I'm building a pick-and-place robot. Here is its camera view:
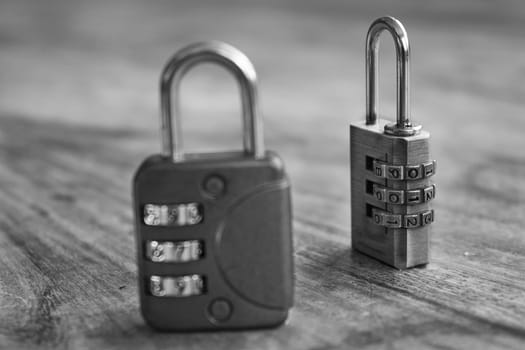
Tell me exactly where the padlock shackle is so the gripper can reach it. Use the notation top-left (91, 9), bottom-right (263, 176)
top-left (160, 41), bottom-right (264, 161)
top-left (366, 17), bottom-right (419, 136)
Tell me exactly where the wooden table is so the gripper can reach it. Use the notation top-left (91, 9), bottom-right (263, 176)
top-left (1, 0), bottom-right (524, 349)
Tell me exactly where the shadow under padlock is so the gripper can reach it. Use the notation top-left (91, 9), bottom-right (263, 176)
top-left (133, 41), bottom-right (294, 331)
top-left (350, 17), bottom-right (437, 269)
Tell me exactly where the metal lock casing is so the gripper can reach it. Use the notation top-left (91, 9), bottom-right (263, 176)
top-left (133, 42), bottom-right (293, 331)
top-left (350, 17), bottom-right (436, 269)
top-left (350, 120), bottom-right (434, 268)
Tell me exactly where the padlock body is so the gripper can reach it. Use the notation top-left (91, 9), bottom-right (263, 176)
top-left (133, 151), bottom-right (293, 331)
top-left (350, 119), bottom-right (435, 269)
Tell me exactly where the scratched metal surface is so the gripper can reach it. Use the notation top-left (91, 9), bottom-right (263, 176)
top-left (0, 0), bottom-right (524, 349)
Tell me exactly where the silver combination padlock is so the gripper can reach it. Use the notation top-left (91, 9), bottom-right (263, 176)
top-left (350, 17), bottom-right (436, 269)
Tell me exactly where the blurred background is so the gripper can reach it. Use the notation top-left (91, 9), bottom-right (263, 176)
top-left (1, 0), bottom-right (525, 198)
top-left (1, 0), bottom-right (525, 177)
top-left (1, 0), bottom-right (525, 349)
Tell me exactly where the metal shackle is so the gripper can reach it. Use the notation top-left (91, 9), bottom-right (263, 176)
top-left (365, 16), bottom-right (421, 136)
top-left (160, 41), bottom-right (264, 161)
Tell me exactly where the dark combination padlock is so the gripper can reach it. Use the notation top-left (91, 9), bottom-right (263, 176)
top-left (350, 17), bottom-right (436, 269)
top-left (133, 42), bottom-right (294, 331)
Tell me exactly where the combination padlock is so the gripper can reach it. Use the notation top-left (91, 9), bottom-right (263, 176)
top-left (133, 42), bottom-right (294, 331)
top-left (350, 17), bottom-right (436, 269)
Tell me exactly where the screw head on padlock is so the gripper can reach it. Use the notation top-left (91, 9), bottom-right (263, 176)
top-left (133, 41), bottom-right (294, 331)
top-left (350, 17), bottom-right (437, 269)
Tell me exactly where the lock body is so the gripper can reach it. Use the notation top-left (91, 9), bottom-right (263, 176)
top-left (133, 151), bottom-right (293, 331)
top-left (350, 119), bottom-right (435, 269)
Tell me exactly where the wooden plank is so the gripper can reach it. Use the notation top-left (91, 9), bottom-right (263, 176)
top-left (0, 0), bottom-right (525, 349)
top-left (0, 114), bottom-right (523, 349)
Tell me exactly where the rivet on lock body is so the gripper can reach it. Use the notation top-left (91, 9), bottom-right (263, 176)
top-left (350, 17), bottom-right (437, 269)
top-left (133, 42), bottom-right (294, 331)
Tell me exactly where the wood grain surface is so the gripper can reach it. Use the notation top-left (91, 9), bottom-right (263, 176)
top-left (1, 0), bottom-right (525, 349)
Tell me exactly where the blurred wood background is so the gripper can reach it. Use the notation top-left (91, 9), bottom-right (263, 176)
top-left (1, 0), bottom-right (525, 349)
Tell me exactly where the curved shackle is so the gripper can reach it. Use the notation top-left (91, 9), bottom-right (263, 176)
top-left (365, 16), bottom-right (420, 136)
top-left (160, 41), bottom-right (264, 161)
